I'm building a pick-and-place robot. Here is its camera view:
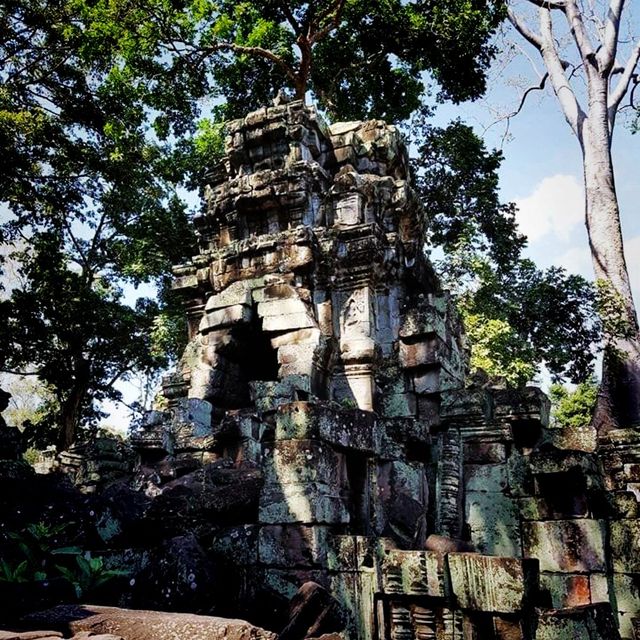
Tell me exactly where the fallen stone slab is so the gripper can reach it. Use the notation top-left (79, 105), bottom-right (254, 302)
top-left (0, 630), bottom-right (124, 640)
top-left (0, 633), bottom-right (63, 640)
top-left (23, 605), bottom-right (277, 640)
top-left (70, 634), bottom-right (124, 640)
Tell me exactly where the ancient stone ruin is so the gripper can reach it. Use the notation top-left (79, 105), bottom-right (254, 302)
top-left (3, 101), bottom-right (640, 640)
top-left (124, 101), bottom-right (638, 639)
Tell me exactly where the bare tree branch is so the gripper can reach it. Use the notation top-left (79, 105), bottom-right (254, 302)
top-left (508, 7), bottom-right (543, 51)
top-left (206, 41), bottom-right (298, 84)
top-left (0, 369), bottom-right (40, 377)
top-left (598, 0), bottom-right (625, 73)
top-left (524, 0), bottom-right (566, 8)
top-left (564, 0), bottom-right (597, 69)
top-left (609, 38), bottom-right (640, 120)
top-left (538, 6), bottom-right (585, 135)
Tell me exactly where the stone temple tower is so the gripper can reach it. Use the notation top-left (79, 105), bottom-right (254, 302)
top-left (131, 102), bottom-right (627, 640)
top-left (168, 100), bottom-right (466, 420)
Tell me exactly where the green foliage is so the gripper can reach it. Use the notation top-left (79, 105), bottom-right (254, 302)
top-left (462, 312), bottom-right (536, 387)
top-left (549, 379), bottom-right (599, 429)
top-left (0, 559), bottom-right (29, 583)
top-left (413, 120), bottom-right (602, 386)
top-left (413, 118), bottom-right (525, 273)
top-left (102, 0), bottom-right (505, 122)
top-left (0, 521), bottom-right (81, 583)
top-left (595, 279), bottom-right (637, 341)
top-left (0, 520), bottom-right (127, 596)
top-left (56, 554), bottom-right (128, 599)
top-left (1, 0), bottom-right (198, 447)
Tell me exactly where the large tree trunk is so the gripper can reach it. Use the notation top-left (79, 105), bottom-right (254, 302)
top-left (57, 357), bottom-right (90, 451)
top-left (580, 97), bottom-right (640, 430)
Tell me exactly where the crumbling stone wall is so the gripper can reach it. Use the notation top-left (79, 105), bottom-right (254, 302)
top-left (81, 102), bottom-right (640, 639)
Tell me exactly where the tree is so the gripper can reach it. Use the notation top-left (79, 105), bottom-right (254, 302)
top-left (1, 0), bottom-right (197, 449)
top-left (412, 119), bottom-right (601, 386)
top-left (121, 0), bottom-right (506, 121)
top-left (506, 0), bottom-right (640, 429)
top-left (550, 378), bottom-right (599, 429)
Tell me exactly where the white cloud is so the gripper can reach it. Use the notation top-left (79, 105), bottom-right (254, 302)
top-left (625, 235), bottom-right (640, 307)
top-left (515, 174), bottom-right (584, 243)
top-left (554, 245), bottom-right (592, 279)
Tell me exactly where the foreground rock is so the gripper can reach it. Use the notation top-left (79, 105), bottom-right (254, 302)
top-left (0, 631), bottom-right (122, 640)
top-left (23, 606), bottom-right (276, 640)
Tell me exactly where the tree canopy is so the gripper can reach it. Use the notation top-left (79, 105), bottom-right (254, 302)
top-left (120, 0), bottom-right (506, 121)
top-left (412, 118), bottom-right (601, 386)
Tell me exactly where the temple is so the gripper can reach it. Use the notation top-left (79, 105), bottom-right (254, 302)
top-left (49, 101), bottom-right (640, 639)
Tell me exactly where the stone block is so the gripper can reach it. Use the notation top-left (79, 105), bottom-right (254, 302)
top-left (326, 535), bottom-right (377, 573)
top-left (270, 328), bottom-right (321, 348)
top-left (528, 450), bottom-right (597, 476)
top-left (258, 297), bottom-right (310, 317)
top-left (199, 304), bottom-right (252, 332)
top-left (210, 525), bottom-right (259, 565)
top-left (535, 604), bottom-right (621, 640)
top-left (619, 611), bottom-right (636, 639)
top-left (204, 281), bottom-right (251, 310)
top-left (522, 520), bottom-right (606, 573)
top-left (550, 425), bottom-right (597, 452)
top-left (398, 337), bottom-right (446, 369)
top-left (259, 482), bottom-right (349, 524)
top-left (381, 417), bottom-right (429, 447)
top-left (380, 392), bottom-right (417, 418)
top-left (381, 549), bottom-right (448, 598)
top-left (464, 463), bottom-right (508, 493)
top-left (258, 525), bottom-right (329, 567)
top-left (263, 440), bottom-right (346, 486)
top-left (465, 491), bottom-right (521, 557)
top-left (448, 553), bottom-right (539, 613)
top-left (589, 574), bottom-right (610, 604)
top-left (334, 192), bottom-right (363, 226)
top-left (277, 342), bottom-right (316, 369)
top-left (412, 368), bottom-right (440, 395)
top-left (262, 311), bottom-right (316, 332)
top-left (507, 453), bottom-right (533, 496)
top-left (464, 442), bottom-right (507, 464)
top-left (249, 377), bottom-right (310, 412)
top-left (611, 521), bottom-right (640, 573)
top-left (519, 497), bottom-right (550, 521)
top-left (493, 387), bottom-right (550, 427)
top-left (612, 573), bottom-right (640, 613)
top-left (171, 398), bottom-right (212, 432)
top-left (539, 573), bottom-right (591, 609)
top-left (399, 300), bottom-right (447, 341)
top-left (274, 402), bottom-right (375, 451)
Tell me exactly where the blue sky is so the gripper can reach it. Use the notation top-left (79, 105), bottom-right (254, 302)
top-left (431, 24), bottom-right (640, 309)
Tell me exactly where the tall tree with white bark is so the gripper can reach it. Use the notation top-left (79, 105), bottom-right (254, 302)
top-left (507, 0), bottom-right (640, 430)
